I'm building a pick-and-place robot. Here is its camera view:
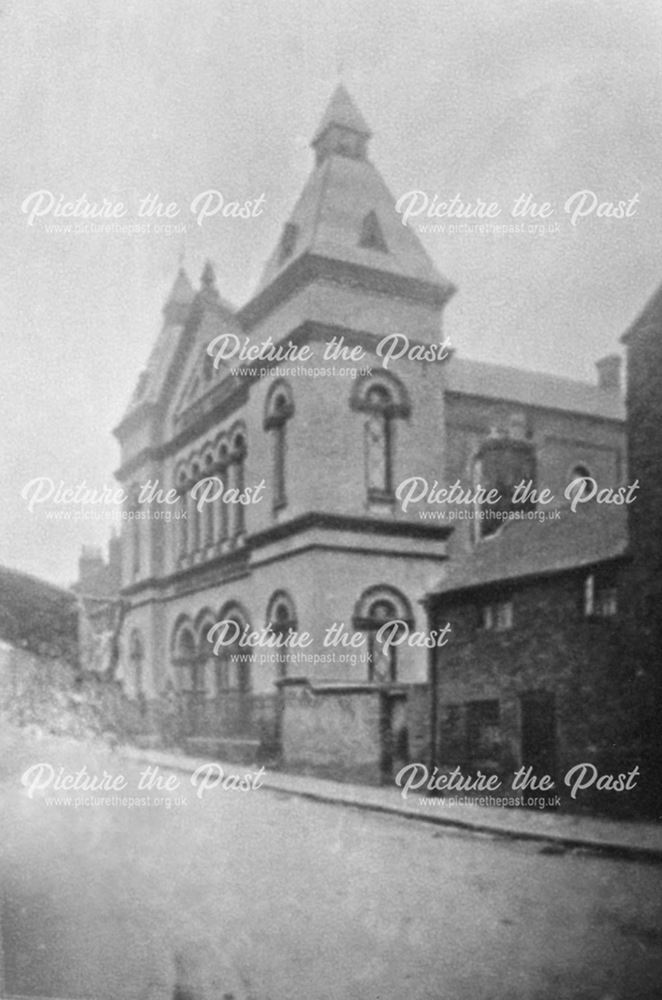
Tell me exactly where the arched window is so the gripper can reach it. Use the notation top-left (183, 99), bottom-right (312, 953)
top-left (264, 381), bottom-right (295, 512)
top-left (189, 461), bottom-right (201, 552)
top-left (209, 602), bottom-right (253, 695)
top-left (354, 586), bottom-right (413, 683)
top-left (570, 463), bottom-right (593, 500)
top-left (171, 618), bottom-right (204, 732)
top-left (171, 620), bottom-right (198, 691)
top-left (194, 608), bottom-right (218, 699)
top-left (364, 385), bottom-right (393, 497)
top-left (229, 426), bottom-right (247, 539)
top-left (129, 485), bottom-right (142, 578)
top-left (128, 629), bottom-right (146, 714)
top-left (351, 373), bottom-right (410, 502)
top-left (201, 450), bottom-right (215, 549)
top-left (176, 468), bottom-right (189, 559)
top-left (266, 590), bottom-right (298, 680)
top-left (217, 439), bottom-right (230, 545)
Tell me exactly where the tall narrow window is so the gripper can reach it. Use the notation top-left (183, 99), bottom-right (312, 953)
top-left (129, 629), bottom-right (145, 709)
top-left (264, 381), bottom-right (295, 512)
top-left (229, 431), bottom-right (247, 538)
top-left (189, 463), bottom-right (201, 552)
top-left (365, 385), bottom-right (393, 498)
top-left (217, 442), bottom-right (230, 546)
top-left (354, 585), bottom-right (413, 685)
top-left (366, 598), bottom-right (399, 682)
top-left (351, 373), bottom-right (410, 504)
top-left (177, 470), bottom-right (188, 559)
top-left (267, 590), bottom-right (298, 681)
top-left (130, 486), bottom-right (141, 578)
top-left (202, 453), bottom-right (215, 549)
top-left (209, 602), bottom-right (253, 697)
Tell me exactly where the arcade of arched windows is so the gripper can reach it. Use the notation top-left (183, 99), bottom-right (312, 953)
top-left (174, 421), bottom-right (248, 566)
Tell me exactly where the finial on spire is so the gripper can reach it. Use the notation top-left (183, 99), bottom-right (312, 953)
top-left (162, 264), bottom-right (194, 321)
top-left (311, 84), bottom-right (372, 165)
top-left (201, 259), bottom-right (215, 288)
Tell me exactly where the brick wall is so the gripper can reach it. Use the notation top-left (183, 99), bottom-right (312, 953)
top-left (428, 564), bottom-right (648, 811)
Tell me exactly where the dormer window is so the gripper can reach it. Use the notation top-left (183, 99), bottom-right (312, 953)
top-left (279, 223), bottom-right (299, 264)
top-left (359, 211), bottom-right (388, 252)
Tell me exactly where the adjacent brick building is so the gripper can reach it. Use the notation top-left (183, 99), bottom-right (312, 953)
top-left (426, 285), bottom-right (662, 814)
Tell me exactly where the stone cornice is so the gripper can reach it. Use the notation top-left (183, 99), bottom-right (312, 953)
top-left (238, 251), bottom-right (456, 331)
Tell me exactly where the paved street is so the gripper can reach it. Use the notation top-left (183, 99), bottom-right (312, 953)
top-left (1, 727), bottom-right (661, 1000)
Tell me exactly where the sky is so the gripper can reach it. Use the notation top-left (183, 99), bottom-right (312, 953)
top-left (2, 0), bottom-right (662, 586)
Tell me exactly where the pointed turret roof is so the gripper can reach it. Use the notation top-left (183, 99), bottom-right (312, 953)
top-left (252, 87), bottom-right (454, 301)
top-left (167, 266), bottom-right (195, 304)
top-left (162, 267), bottom-right (195, 323)
top-left (312, 84), bottom-right (372, 145)
top-left (116, 263), bottom-right (235, 431)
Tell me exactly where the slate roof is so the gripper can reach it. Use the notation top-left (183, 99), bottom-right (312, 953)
top-left (119, 265), bottom-right (236, 424)
top-left (431, 503), bottom-right (628, 598)
top-left (255, 90), bottom-right (454, 296)
top-left (312, 83), bottom-right (372, 143)
top-left (445, 356), bottom-right (625, 422)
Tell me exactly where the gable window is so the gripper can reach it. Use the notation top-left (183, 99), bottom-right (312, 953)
top-left (359, 210), bottom-right (388, 252)
top-left (264, 381), bottom-right (295, 512)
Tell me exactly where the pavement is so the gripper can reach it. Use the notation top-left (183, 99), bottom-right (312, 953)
top-left (121, 744), bottom-right (662, 864)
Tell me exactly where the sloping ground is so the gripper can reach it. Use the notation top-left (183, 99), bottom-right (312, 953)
top-left (0, 566), bottom-right (78, 662)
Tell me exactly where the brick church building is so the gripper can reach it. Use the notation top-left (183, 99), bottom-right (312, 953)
top-left (112, 86), bottom-right (636, 783)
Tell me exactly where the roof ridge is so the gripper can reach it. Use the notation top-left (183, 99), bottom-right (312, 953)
top-left (451, 355), bottom-right (602, 390)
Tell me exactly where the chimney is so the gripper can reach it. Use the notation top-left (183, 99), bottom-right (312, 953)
top-left (596, 354), bottom-right (622, 393)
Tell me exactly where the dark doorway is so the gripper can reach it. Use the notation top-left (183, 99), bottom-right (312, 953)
top-left (520, 691), bottom-right (556, 780)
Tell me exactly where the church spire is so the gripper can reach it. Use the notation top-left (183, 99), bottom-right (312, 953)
top-left (311, 84), bottom-right (372, 165)
top-left (162, 266), bottom-right (194, 323)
